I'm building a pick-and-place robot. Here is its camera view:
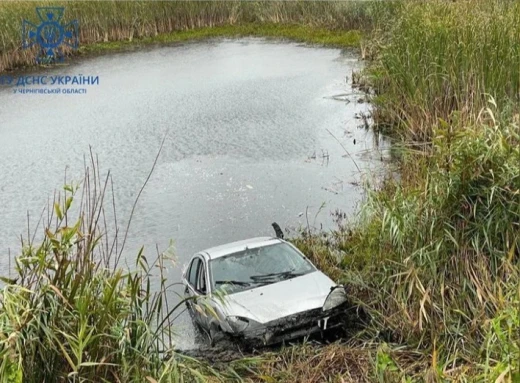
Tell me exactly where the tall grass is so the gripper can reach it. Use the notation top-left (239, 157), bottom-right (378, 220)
top-left (302, 1), bottom-right (520, 380)
top-left (256, 1), bottom-right (520, 381)
top-left (0, 156), bottom-right (250, 382)
top-left (0, 1), bottom-right (393, 72)
top-left (369, 0), bottom-right (520, 140)
top-left (297, 107), bottom-right (520, 381)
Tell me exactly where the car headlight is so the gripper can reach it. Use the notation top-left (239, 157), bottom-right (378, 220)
top-left (226, 316), bottom-right (250, 333)
top-left (323, 286), bottom-right (348, 311)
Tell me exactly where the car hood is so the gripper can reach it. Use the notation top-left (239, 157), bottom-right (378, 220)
top-left (220, 271), bottom-right (336, 324)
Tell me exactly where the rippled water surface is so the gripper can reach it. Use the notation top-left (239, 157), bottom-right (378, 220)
top-left (0, 39), bottom-right (387, 348)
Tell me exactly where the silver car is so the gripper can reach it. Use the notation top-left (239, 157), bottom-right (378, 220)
top-left (182, 236), bottom-right (349, 347)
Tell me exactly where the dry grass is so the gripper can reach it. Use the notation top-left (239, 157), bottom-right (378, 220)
top-left (368, 0), bottom-right (520, 140)
top-left (247, 341), bottom-right (434, 383)
top-left (0, 1), bottom-right (389, 72)
top-left (283, 3), bottom-right (520, 380)
top-left (256, 343), bottom-right (374, 383)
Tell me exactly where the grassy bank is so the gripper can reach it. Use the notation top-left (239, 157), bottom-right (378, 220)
top-left (0, 1), bottom-right (395, 72)
top-left (79, 23), bottom-right (362, 56)
top-left (287, 1), bottom-right (520, 381)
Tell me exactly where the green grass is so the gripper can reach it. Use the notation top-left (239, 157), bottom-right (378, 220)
top-left (0, 160), bottom-right (260, 382)
top-left (368, 0), bottom-right (520, 140)
top-left (285, 1), bottom-right (520, 381)
top-left (293, 113), bottom-right (520, 382)
top-left (0, 0), bottom-right (391, 72)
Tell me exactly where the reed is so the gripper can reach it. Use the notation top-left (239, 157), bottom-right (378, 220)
top-left (0, 1), bottom-right (387, 72)
top-left (79, 23), bottom-right (363, 56)
top-left (275, 1), bottom-right (520, 380)
top-left (368, 0), bottom-right (520, 140)
top-left (290, 1), bottom-right (520, 379)
top-left (356, 108), bottom-right (520, 380)
top-left (0, 154), bottom-right (249, 382)
top-left (295, 110), bottom-right (520, 379)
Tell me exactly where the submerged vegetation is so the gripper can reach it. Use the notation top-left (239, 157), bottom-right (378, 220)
top-left (1, 0), bottom-right (520, 382)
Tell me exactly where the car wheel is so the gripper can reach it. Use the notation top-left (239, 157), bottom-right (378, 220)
top-left (207, 323), bottom-right (223, 347)
top-left (208, 325), bottom-right (218, 347)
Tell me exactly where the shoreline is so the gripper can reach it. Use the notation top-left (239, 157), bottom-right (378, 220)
top-left (1, 23), bottom-right (362, 74)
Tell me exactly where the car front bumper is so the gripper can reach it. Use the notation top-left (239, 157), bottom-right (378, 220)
top-left (235, 303), bottom-right (348, 346)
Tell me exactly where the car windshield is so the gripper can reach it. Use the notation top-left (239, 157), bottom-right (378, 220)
top-left (210, 242), bottom-right (315, 294)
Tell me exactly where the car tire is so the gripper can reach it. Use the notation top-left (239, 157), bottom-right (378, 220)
top-left (208, 323), bottom-right (225, 347)
top-left (208, 324), bottom-right (218, 347)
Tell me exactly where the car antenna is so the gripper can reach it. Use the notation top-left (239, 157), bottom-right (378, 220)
top-left (271, 222), bottom-right (284, 239)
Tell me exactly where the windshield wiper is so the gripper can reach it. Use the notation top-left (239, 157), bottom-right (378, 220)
top-left (214, 280), bottom-right (251, 286)
top-left (250, 270), bottom-right (305, 281)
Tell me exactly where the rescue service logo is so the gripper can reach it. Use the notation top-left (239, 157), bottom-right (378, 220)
top-left (22, 7), bottom-right (79, 64)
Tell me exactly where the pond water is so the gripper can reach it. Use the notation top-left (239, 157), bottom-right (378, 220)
top-left (0, 39), bottom-right (388, 348)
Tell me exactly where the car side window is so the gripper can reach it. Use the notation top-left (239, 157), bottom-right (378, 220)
top-left (188, 258), bottom-right (201, 287)
top-left (196, 262), bottom-right (207, 294)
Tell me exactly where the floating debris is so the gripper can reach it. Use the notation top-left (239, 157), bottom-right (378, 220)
top-left (323, 93), bottom-right (354, 102)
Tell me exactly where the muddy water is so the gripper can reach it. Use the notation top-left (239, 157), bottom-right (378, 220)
top-left (0, 39), bottom-right (388, 348)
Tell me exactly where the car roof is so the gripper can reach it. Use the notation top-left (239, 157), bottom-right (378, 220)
top-left (201, 237), bottom-right (282, 260)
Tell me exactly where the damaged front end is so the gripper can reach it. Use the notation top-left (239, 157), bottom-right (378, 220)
top-left (225, 286), bottom-right (350, 347)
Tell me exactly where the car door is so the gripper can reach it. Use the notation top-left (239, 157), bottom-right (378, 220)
top-left (185, 255), bottom-right (210, 328)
